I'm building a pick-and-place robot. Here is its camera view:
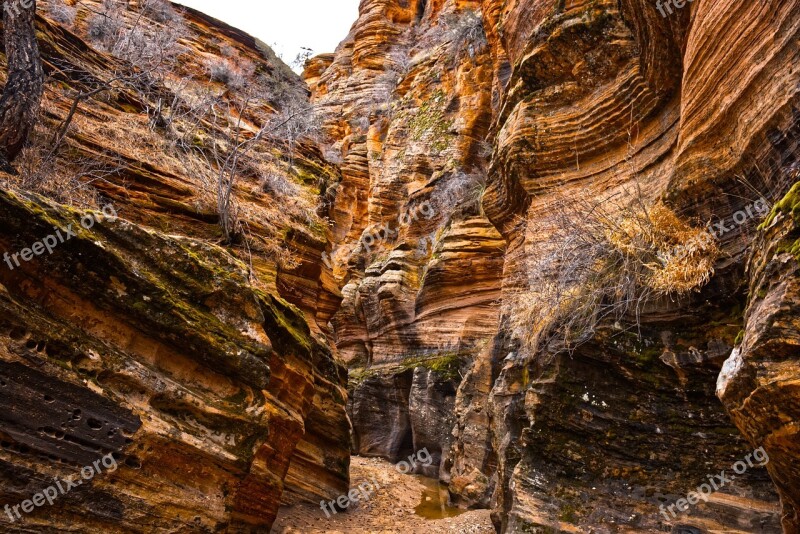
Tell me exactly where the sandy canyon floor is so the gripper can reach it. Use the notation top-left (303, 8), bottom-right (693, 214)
top-left (272, 456), bottom-right (494, 533)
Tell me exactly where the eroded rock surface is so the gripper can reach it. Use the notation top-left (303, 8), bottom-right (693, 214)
top-left (350, 369), bottom-right (415, 462)
top-left (0, 4), bottom-right (350, 531)
top-left (1, 0), bottom-right (798, 531)
top-left (307, 0), bottom-right (506, 501)
top-left (718, 180), bottom-right (800, 532)
top-left (0, 191), bottom-right (349, 531)
top-left (314, 0), bottom-right (800, 531)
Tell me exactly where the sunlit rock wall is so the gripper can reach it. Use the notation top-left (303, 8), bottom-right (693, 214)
top-left (0, 6), bottom-right (351, 532)
top-left (315, 0), bottom-right (800, 531)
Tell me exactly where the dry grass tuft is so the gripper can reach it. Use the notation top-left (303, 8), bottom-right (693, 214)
top-left (508, 191), bottom-right (720, 357)
top-left (609, 201), bottom-right (720, 295)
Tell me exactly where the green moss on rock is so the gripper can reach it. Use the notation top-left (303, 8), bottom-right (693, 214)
top-left (348, 350), bottom-right (468, 387)
top-left (761, 180), bottom-right (800, 228)
top-left (408, 89), bottom-right (455, 154)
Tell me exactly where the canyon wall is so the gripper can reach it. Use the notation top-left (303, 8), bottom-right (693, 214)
top-left (314, 0), bottom-right (800, 531)
top-left (308, 0), bottom-right (505, 473)
top-left (0, 190), bottom-right (347, 531)
top-left (0, 3), bottom-right (350, 532)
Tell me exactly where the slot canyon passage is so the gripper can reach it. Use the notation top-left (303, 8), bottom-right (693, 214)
top-left (0, 0), bottom-right (799, 532)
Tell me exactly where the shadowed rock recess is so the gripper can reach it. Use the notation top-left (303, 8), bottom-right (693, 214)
top-left (0, 0), bottom-right (798, 533)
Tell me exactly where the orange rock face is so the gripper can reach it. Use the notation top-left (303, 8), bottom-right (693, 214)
top-left (315, 0), bottom-right (800, 531)
top-left (718, 179), bottom-right (800, 533)
top-left (309, 0), bottom-right (502, 363)
top-left (0, 3), bottom-right (349, 532)
top-left (306, 0), bottom-right (507, 487)
top-left (0, 191), bottom-right (349, 531)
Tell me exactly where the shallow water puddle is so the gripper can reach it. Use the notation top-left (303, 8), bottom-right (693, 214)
top-left (413, 475), bottom-right (467, 520)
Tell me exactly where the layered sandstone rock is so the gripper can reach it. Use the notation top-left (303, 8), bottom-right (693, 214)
top-left (718, 178), bottom-right (800, 532)
top-left (314, 0), bottom-right (800, 531)
top-left (29, 1), bottom-right (339, 331)
top-left (0, 191), bottom-right (348, 531)
top-left (478, 0), bottom-right (794, 530)
top-left (306, 0), bottom-right (505, 482)
top-left (1, 0), bottom-right (797, 531)
top-left (0, 4), bottom-right (350, 532)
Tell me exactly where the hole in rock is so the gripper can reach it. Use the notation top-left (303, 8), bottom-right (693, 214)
top-left (9, 327), bottom-right (26, 340)
top-left (87, 418), bottom-right (104, 430)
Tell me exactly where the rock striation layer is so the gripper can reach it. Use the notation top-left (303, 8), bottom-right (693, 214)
top-left (306, 0), bottom-right (505, 480)
top-left (0, 0), bottom-right (798, 531)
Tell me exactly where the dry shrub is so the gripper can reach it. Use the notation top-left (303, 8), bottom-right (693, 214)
top-left (439, 9), bottom-right (487, 64)
top-left (47, 0), bottom-right (77, 27)
top-left (291, 47), bottom-right (314, 71)
top-left (387, 46), bottom-right (412, 77)
top-left (205, 46), bottom-right (255, 90)
top-left (111, 23), bottom-right (184, 71)
top-left (612, 202), bottom-right (720, 295)
top-left (219, 44), bottom-right (237, 58)
top-left (9, 117), bottom-right (124, 209)
top-left (85, 0), bottom-right (185, 80)
top-left (430, 171), bottom-right (486, 221)
top-left (260, 173), bottom-right (300, 199)
top-left (265, 101), bottom-right (322, 172)
top-left (508, 191), bottom-right (720, 356)
top-left (206, 58), bottom-right (252, 89)
top-left (87, 10), bottom-right (123, 44)
top-left (139, 0), bottom-right (178, 23)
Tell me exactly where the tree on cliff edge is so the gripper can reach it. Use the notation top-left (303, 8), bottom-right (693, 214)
top-left (0, 0), bottom-right (44, 172)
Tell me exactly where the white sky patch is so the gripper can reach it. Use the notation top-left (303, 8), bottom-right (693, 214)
top-left (176, 0), bottom-right (360, 71)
